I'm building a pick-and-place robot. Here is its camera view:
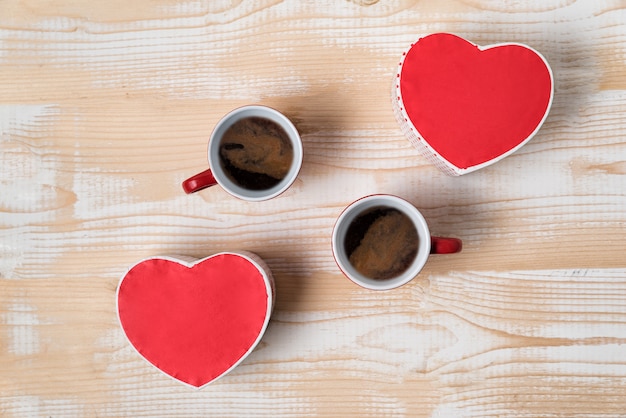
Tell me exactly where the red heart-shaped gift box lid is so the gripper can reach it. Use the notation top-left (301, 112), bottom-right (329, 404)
top-left (116, 252), bottom-right (274, 388)
top-left (393, 33), bottom-right (554, 175)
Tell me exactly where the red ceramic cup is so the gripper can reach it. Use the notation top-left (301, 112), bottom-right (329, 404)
top-left (332, 194), bottom-right (462, 290)
top-left (182, 105), bottom-right (303, 201)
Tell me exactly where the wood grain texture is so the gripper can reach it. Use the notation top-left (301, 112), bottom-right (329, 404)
top-left (1, 0), bottom-right (626, 416)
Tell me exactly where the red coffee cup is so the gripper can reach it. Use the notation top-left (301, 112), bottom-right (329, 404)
top-left (332, 194), bottom-right (462, 290)
top-left (183, 105), bottom-right (303, 201)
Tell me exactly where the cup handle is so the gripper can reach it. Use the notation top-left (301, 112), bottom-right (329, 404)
top-left (182, 169), bottom-right (218, 194)
top-left (430, 236), bottom-right (462, 254)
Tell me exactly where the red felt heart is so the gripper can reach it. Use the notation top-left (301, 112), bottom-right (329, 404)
top-left (394, 33), bottom-right (553, 175)
top-left (117, 253), bottom-right (274, 388)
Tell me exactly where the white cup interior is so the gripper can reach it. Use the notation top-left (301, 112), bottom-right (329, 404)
top-left (332, 195), bottom-right (431, 290)
top-left (208, 105), bottom-right (303, 202)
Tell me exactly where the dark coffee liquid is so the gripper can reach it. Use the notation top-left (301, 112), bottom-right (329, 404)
top-left (219, 117), bottom-right (293, 191)
top-left (344, 206), bottom-right (419, 280)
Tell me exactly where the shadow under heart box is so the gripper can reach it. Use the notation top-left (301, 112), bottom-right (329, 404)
top-left (116, 252), bottom-right (274, 388)
top-left (393, 33), bottom-right (554, 175)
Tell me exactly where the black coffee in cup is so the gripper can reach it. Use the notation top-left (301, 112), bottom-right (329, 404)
top-left (343, 206), bottom-right (419, 280)
top-left (219, 117), bottom-right (294, 190)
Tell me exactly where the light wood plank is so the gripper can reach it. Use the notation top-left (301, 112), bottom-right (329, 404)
top-left (2, 1), bottom-right (626, 416)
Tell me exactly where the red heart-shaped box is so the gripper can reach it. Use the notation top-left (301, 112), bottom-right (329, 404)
top-left (116, 252), bottom-right (274, 388)
top-left (393, 33), bottom-right (554, 175)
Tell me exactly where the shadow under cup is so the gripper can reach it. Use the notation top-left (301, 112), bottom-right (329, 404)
top-left (332, 195), bottom-right (432, 291)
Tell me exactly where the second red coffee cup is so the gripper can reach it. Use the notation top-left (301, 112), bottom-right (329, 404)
top-left (332, 194), bottom-right (462, 290)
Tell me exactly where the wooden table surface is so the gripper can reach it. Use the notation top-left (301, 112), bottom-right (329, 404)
top-left (2, 1), bottom-right (626, 417)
